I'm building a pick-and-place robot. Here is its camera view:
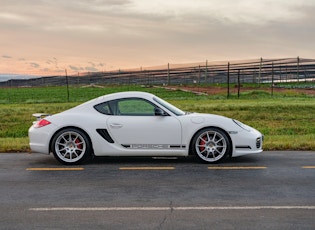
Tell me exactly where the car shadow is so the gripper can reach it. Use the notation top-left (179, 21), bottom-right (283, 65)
top-left (25, 152), bottom-right (262, 166)
top-left (89, 155), bottom-right (261, 166)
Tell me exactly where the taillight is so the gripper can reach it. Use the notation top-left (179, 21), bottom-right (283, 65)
top-left (33, 119), bottom-right (51, 128)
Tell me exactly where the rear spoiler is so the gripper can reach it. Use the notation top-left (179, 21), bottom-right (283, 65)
top-left (32, 113), bottom-right (51, 121)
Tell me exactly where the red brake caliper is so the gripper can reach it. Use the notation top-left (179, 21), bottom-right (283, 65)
top-left (199, 136), bottom-right (206, 151)
top-left (75, 138), bottom-right (82, 150)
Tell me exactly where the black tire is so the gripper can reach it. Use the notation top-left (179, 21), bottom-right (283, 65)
top-left (51, 128), bottom-right (91, 165)
top-left (191, 127), bottom-right (231, 163)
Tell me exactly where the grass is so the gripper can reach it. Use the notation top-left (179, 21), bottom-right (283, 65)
top-left (0, 85), bottom-right (314, 152)
top-left (0, 85), bottom-right (199, 104)
top-left (175, 98), bottom-right (315, 151)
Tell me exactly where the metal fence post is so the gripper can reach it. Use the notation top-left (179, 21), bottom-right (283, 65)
top-left (227, 62), bottom-right (230, 98)
top-left (198, 65), bottom-right (201, 84)
top-left (271, 62), bottom-right (274, 96)
top-left (167, 63), bottom-right (170, 85)
top-left (65, 69), bottom-right (69, 102)
top-left (297, 56), bottom-right (300, 82)
top-left (258, 57), bottom-right (263, 87)
top-left (205, 60), bottom-right (208, 83)
top-left (238, 69), bottom-right (240, 98)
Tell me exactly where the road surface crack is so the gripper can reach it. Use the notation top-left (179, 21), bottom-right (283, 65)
top-left (158, 201), bottom-right (174, 229)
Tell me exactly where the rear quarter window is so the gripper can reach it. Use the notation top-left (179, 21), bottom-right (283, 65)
top-left (94, 102), bottom-right (112, 115)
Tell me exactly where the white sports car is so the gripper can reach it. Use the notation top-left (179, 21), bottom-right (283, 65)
top-left (29, 91), bottom-right (263, 165)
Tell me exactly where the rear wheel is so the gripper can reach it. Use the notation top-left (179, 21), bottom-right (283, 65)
top-left (51, 128), bottom-right (91, 165)
top-left (192, 128), bottom-right (231, 163)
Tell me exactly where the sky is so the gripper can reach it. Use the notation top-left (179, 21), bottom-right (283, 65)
top-left (1, 0), bottom-right (315, 76)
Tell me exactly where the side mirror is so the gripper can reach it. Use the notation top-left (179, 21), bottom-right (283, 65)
top-left (154, 108), bottom-right (167, 116)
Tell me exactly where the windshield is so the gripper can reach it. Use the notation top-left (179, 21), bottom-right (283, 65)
top-left (153, 96), bottom-right (185, 116)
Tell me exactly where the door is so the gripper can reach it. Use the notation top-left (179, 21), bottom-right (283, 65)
top-left (106, 98), bottom-right (182, 149)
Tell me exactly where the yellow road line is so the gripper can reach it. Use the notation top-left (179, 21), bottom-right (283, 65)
top-left (119, 166), bottom-right (175, 170)
top-left (26, 168), bottom-right (84, 171)
top-left (208, 166), bottom-right (267, 170)
top-left (302, 166), bottom-right (315, 169)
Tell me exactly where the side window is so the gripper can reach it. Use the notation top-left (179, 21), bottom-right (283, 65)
top-left (94, 98), bottom-right (156, 116)
top-left (94, 102), bottom-right (112, 115)
top-left (118, 98), bottom-right (155, 116)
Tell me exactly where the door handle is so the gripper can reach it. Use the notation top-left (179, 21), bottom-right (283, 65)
top-left (110, 123), bottom-right (123, 128)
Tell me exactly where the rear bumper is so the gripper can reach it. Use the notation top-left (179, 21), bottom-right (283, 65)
top-left (28, 126), bottom-right (51, 154)
top-left (29, 143), bottom-right (50, 154)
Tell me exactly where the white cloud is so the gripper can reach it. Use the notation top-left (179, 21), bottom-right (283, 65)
top-left (0, 12), bottom-right (25, 21)
top-left (138, 0), bottom-right (313, 25)
top-left (85, 66), bottom-right (99, 72)
top-left (30, 62), bottom-right (40, 68)
top-left (69, 65), bottom-right (83, 71)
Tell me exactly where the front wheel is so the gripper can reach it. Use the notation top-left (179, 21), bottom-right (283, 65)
top-left (192, 128), bottom-right (231, 163)
top-left (51, 128), bottom-right (91, 165)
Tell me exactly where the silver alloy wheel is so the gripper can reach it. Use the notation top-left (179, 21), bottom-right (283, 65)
top-left (195, 129), bottom-right (228, 162)
top-left (54, 131), bottom-right (87, 163)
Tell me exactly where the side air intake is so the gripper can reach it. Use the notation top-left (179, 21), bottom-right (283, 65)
top-left (96, 129), bottom-right (115, 143)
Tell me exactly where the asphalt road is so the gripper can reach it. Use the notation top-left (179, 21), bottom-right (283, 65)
top-left (0, 151), bottom-right (315, 229)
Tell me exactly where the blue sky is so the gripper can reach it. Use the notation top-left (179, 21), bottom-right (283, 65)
top-left (1, 0), bottom-right (314, 75)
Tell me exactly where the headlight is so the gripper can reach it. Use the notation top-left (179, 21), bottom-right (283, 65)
top-left (232, 119), bottom-right (251, 132)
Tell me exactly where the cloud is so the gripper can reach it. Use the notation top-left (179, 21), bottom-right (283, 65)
top-left (129, 0), bottom-right (314, 25)
top-left (85, 66), bottom-right (99, 72)
top-left (88, 62), bottom-right (96, 67)
top-left (0, 12), bottom-right (29, 23)
top-left (2, 1), bottom-right (315, 34)
top-left (2, 1), bottom-right (314, 40)
top-left (69, 65), bottom-right (84, 71)
top-left (41, 68), bottom-right (50, 72)
top-left (30, 62), bottom-right (40, 68)
top-left (46, 58), bottom-right (59, 69)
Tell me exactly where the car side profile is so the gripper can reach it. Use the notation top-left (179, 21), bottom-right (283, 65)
top-left (29, 91), bottom-right (263, 165)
